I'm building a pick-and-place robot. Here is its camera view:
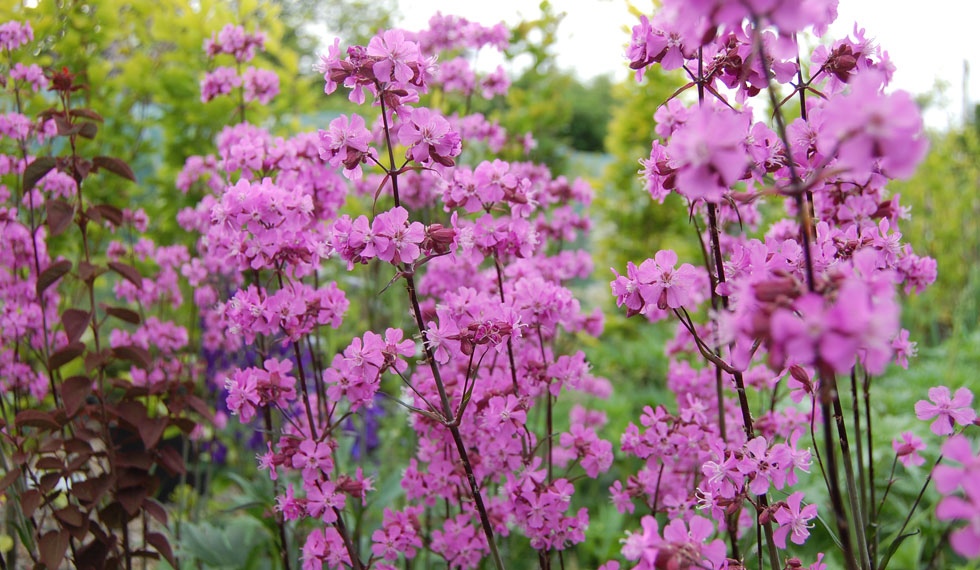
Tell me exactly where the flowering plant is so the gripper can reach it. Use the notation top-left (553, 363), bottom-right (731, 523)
top-left (1, 2), bottom-right (977, 569)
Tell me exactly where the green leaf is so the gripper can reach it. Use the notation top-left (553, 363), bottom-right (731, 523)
top-left (878, 529), bottom-right (920, 570)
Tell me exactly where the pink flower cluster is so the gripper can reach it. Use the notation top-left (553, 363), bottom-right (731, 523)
top-left (606, 1), bottom-right (947, 568)
top-left (179, 15), bottom-right (613, 569)
top-left (204, 23), bottom-right (266, 62)
top-left (200, 24), bottom-right (278, 105)
top-left (9, 63), bottom-right (47, 92)
top-left (0, 20), bottom-right (32, 51)
top-left (933, 435), bottom-right (980, 558)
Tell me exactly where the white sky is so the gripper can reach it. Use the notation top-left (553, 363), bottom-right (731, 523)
top-left (396, 0), bottom-right (980, 130)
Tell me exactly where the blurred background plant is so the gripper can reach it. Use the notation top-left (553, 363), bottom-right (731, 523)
top-left (2, 0), bottom-right (977, 567)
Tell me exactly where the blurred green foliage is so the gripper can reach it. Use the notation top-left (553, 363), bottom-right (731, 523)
top-left (892, 122), bottom-right (980, 344)
top-left (592, 72), bottom-right (689, 279)
top-left (1, 0), bottom-right (321, 240)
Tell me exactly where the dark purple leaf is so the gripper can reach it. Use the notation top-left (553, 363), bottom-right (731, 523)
top-left (61, 309), bottom-right (90, 343)
top-left (23, 156), bottom-right (56, 191)
top-left (108, 261), bottom-right (142, 287)
top-left (36, 259), bottom-right (72, 296)
top-left (45, 198), bottom-right (74, 236)
top-left (93, 156), bottom-right (136, 182)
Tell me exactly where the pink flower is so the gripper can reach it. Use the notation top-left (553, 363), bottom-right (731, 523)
top-left (817, 71), bottom-right (928, 182)
top-left (225, 368), bottom-right (261, 423)
top-left (259, 358), bottom-right (297, 408)
top-left (891, 328), bottom-right (917, 369)
top-left (10, 63), bottom-right (47, 92)
top-left (305, 480), bottom-right (346, 523)
top-left (933, 435), bottom-right (980, 495)
top-left (611, 262), bottom-right (646, 315)
top-left (274, 484), bottom-right (304, 521)
top-left (0, 21), bottom-right (33, 51)
top-left (206, 24), bottom-right (265, 62)
top-left (485, 395), bottom-right (527, 430)
top-left (773, 491), bottom-right (818, 548)
top-left (661, 516), bottom-right (727, 568)
top-left (372, 207), bottom-right (425, 265)
top-left (318, 113), bottom-right (374, 180)
top-left (892, 432), bottom-right (926, 468)
top-left (937, 482), bottom-right (980, 559)
top-left (914, 386), bottom-right (976, 436)
top-left (200, 67), bottom-right (241, 103)
top-left (301, 527), bottom-right (349, 570)
top-left (242, 67), bottom-right (279, 105)
top-left (398, 107), bottom-right (462, 167)
top-left (382, 327), bottom-right (415, 372)
top-left (666, 105), bottom-right (749, 203)
top-left (292, 438), bottom-right (334, 480)
top-left (636, 249), bottom-right (699, 310)
top-left (371, 508), bottom-right (423, 562)
top-left (621, 515), bottom-right (662, 565)
top-left (367, 29), bottom-right (420, 84)
top-left (932, 437), bottom-right (980, 557)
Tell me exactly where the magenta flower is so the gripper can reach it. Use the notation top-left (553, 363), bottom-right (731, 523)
top-left (773, 491), bottom-right (818, 548)
top-left (0, 20), bottom-right (33, 51)
top-left (200, 66), bottom-right (241, 103)
top-left (305, 480), bottom-right (346, 523)
top-left (367, 29), bottom-right (420, 84)
top-left (638, 140), bottom-right (675, 204)
top-left (485, 395), bottom-right (527, 430)
top-left (817, 71), bottom-right (928, 182)
top-left (292, 438), bottom-right (334, 480)
top-left (10, 63), bottom-right (47, 92)
top-left (661, 516), bottom-right (727, 568)
top-left (371, 508), bottom-right (423, 562)
top-left (936, 477), bottom-right (980, 559)
top-left (891, 328), bottom-right (917, 369)
top-left (621, 515), bottom-right (662, 566)
top-left (934, 435), bottom-right (980, 495)
top-left (625, 15), bottom-right (686, 81)
top-left (914, 386), bottom-right (976, 436)
top-left (274, 484), bottom-right (304, 521)
top-left (318, 113), bottom-right (373, 180)
top-left (636, 249), bottom-right (699, 310)
top-left (261, 357), bottom-right (297, 408)
top-left (372, 207), bottom-right (425, 264)
top-left (666, 105), bottom-right (749, 203)
top-left (892, 432), bottom-right (926, 468)
top-left (242, 67), bottom-right (279, 105)
top-left (225, 368), bottom-right (261, 423)
top-left (398, 107), bottom-right (462, 167)
top-left (382, 327), bottom-right (415, 372)
top-left (610, 262), bottom-right (646, 316)
top-left (301, 527), bottom-right (349, 570)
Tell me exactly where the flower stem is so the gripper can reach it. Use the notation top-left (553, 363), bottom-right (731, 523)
top-left (864, 372), bottom-right (878, 562)
top-left (494, 252), bottom-right (520, 394)
top-left (829, 372), bottom-right (872, 570)
top-left (376, 83), bottom-right (505, 568)
top-left (404, 273), bottom-right (506, 570)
